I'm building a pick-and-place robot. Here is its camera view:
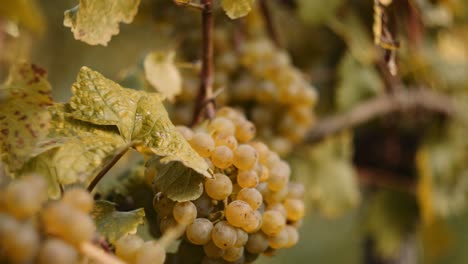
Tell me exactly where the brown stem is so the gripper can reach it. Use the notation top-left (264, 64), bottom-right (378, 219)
top-left (191, 0), bottom-right (215, 126)
top-left (87, 147), bottom-right (129, 192)
top-left (259, 0), bottom-right (281, 47)
top-left (305, 88), bottom-right (457, 144)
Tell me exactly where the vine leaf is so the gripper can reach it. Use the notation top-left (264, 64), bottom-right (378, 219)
top-left (146, 157), bottom-right (205, 202)
top-left (144, 51), bottom-right (182, 101)
top-left (31, 104), bottom-right (128, 187)
top-left (63, 0), bottom-right (140, 46)
top-left (92, 200), bottom-right (145, 244)
top-left (0, 63), bottom-right (53, 173)
top-left (221, 0), bottom-right (254, 19)
top-left (69, 67), bottom-right (211, 178)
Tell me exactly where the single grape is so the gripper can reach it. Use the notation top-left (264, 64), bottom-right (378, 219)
top-left (261, 210), bottom-right (286, 236)
top-left (62, 188), bottom-right (94, 213)
top-left (211, 146), bottom-right (234, 169)
top-left (211, 221), bottom-right (237, 249)
top-left (283, 198), bottom-right (305, 221)
top-left (263, 186), bottom-right (288, 205)
top-left (284, 225), bottom-right (299, 248)
top-left (223, 246), bottom-right (244, 262)
top-left (173, 201), bottom-right (197, 225)
top-left (286, 182), bottom-right (305, 199)
top-left (115, 234), bottom-right (144, 263)
top-left (235, 121), bottom-right (256, 143)
top-left (37, 238), bottom-right (78, 264)
top-left (249, 141), bottom-right (269, 164)
top-left (225, 200), bottom-right (252, 228)
top-left (203, 240), bottom-right (225, 258)
top-left (234, 228), bottom-right (248, 247)
top-left (233, 145), bottom-right (258, 171)
top-left (190, 132), bottom-right (215, 158)
top-left (241, 210), bottom-right (262, 233)
top-left (245, 232), bottom-right (269, 254)
top-left (186, 218), bottom-right (213, 245)
top-left (3, 221), bottom-right (40, 263)
top-left (4, 176), bottom-right (47, 219)
top-left (135, 241), bottom-right (166, 264)
top-left (266, 203), bottom-right (287, 218)
top-left (268, 228), bottom-right (289, 249)
top-left (209, 117), bottom-right (235, 136)
top-left (237, 188), bottom-right (263, 210)
top-left (267, 161), bottom-right (290, 192)
top-left (213, 133), bottom-right (238, 150)
top-left (42, 202), bottom-right (95, 246)
top-left (256, 164), bottom-right (270, 182)
top-left (205, 173), bottom-right (233, 200)
top-left (236, 170), bottom-right (259, 188)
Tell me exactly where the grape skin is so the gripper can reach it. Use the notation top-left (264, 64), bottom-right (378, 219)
top-left (203, 240), bottom-right (225, 258)
top-left (205, 174), bottom-right (233, 200)
top-left (283, 198), bottom-right (305, 221)
top-left (173, 201), bottom-right (197, 224)
top-left (115, 234), bottom-right (144, 263)
top-left (38, 239), bottom-right (78, 264)
top-left (237, 188), bottom-right (263, 210)
top-left (186, 218), bottom-right (214, 245)
top-left (245, 232), bottom-right (269, 254)
top-left (225, 200), bottom-right (252, 228)
top-left (211, 146), bottom-right (234, 169)
top-left (211, 221), bottom-right (237, 249)
top-left (233, 145), bottom-right (258, 171)
top-left (135, 241), bottom-right (166, 264)
top-left (62, 188), bottom-right (94, 213)
top-left (237, 170), bottom-right (259, 189)
top-left (261, 210), bottom-right (286, 236)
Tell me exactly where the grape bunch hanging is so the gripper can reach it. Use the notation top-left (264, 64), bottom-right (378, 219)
top-left (147, 107), bottom-right (306, 263)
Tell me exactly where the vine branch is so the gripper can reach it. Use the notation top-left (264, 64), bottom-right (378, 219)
top-left (192, 0), bottom-right (215, 126)
top-left (305, 89), bottom-right (457, 144)
top-left (259, 0), bottom-right (281, 47)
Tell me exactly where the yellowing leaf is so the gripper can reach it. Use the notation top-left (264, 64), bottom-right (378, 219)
top-left (144, 51), bottom-right (182, 101)
top-left (69, 67), bottom-right (210, 178)
top-left (63, 0), bottom-right (140, 46)
top-left (0, 63), bottom-right (53, 172)
top-left (92, 200), bottom-right (145, 244)
top-left (24, 104), bottom-right (128, 189)
top-left (0, 0), bottom-right (45, 34)
top-left (221, 0), bottom-right (254, 19)
top-left (146, 157), bottom-right (204, 202)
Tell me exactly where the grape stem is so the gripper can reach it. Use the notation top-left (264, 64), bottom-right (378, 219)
top-left (259, 0), bottom-right (281, 47)
top-left (191, 0), bottom-right (215, 126)
top-left (305, 88), bottom-right (459, 144)
top-left (87, 146), bottom-right (130, 192)
top-left (81, 242), bottom-right (126, 264)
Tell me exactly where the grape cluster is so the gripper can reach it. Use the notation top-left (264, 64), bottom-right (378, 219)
top-left (0, 175), bottom-right (96, 264)
top-left (154, 107), bottom-right (306, 263)
top-left (173, 34), bottom-right (317, 156)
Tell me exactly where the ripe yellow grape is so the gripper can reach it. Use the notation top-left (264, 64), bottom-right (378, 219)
top-left (284, 225), bottom-right (299, 248)
top-left (242, 210), bottom-right (262, 233)
top-left (62, 188), bottom-right (94, 213)
top-left (261, 210), bottom-right (286, 236)
top-left (237, 170), bottom-right (259, 188)
top-left (211, 221), bottom-right (237, 249)
top-left (204, 173), bottom-right (233, 200)
top-left (225, 200), bottom-right (252, 228)
top-left (4, 176), bottom-right (47, 219)
top-left (211, 145), bottom-right (234, 169)
top-left (190, 132), bottom-right (215, 157)
top-left (37, 239), bottom-right (78, 264)
top-left (173, 201), bottom-right (197, 225)
top-left (268, 228), bottom-right (289, 249)
top-left (203, 240), bottom-right (225, 258)
top-left (213, 133), bottom-right (238, 150)
top-left (115, 234), bottom-right (144, 263)
top-left (234, 228), bottom-right (249, 247)
top-left (245, 232), bottom-right (269, 254)
top-left (135, 241), bottom-right (166, 264)
top-left (176, 125), bottom-right (194, 141)
top-left (237, 188), bottom-right (263, 210)
top-left (267, 161), bottom-right (290, 192)
top-left (235, 121), bottom-right (256, 142)
top-left (249, 141), bottom-right (270, 163)
top-left (209, 117), bottom-right (235, 136)
top-left (186, 218), bottom-right (214, 245)
top-left (283, 198), bottom-right (305, 221)
top-left (233, 144), bottom-right (258, 170)
top-left (223, 246), bottom-right (244, 262)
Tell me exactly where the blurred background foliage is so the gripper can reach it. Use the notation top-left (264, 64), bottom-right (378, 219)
top-left (1, 0), bottom-right (468, 263)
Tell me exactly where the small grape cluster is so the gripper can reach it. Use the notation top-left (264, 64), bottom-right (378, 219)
top-left (154, 107), bottom-right (306, 263)
top-left (173, 33), bottom-right (317, 155)
top-left (115, 234), bottom-right (166, 264)
top-left (0, 175), bottom-right (96, 264)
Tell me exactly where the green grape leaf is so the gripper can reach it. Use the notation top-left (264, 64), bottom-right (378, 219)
top-left (0, 0), bottom-right (45, 34)
top-left (336, 53), bottom-right (384, 111)
top-left (221, 0), bottom-right (254, 19)
top-left (143, 51), bottom-right (182, 101)
top-left (365, 190), bottom-right (418, 258)
top-left (92, 200), bottom-right (145, 244)
top-left (146, 156), bottom-right (205, 202)
top-left (69, 67), bottom-right (211, 178)
top-left (0, 63), bottom-right (53, 173)
top-left (63, 0), bottom-right (140, 46)
top-left (297, 0), bottom-right (343, 25)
